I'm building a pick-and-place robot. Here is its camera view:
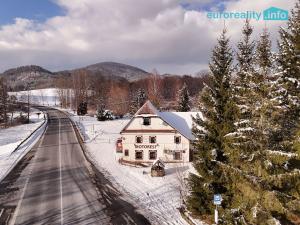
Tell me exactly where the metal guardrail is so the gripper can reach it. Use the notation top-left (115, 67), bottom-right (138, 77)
top-left (0, 113), bottom-right (48, 183)
top-left (11, 113), bottom-right (48, 154)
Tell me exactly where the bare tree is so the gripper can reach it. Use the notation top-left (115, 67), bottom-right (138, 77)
top-left (0, 78), bottom-right (9, 127)
top-left (107, 84), bottom-right (130, 117)
top-left (90, 75), bottom-right (109, 111)
top-left (56, 77), bottom-right (71, 108)
top-left (39, 89), bottom-right (45, 106)
top-left (8, 95), bottom-right (17, 125)
top-left (26, 88), bottom-right (31, 123)
top-left (147, 69), bottom-right (162, 107)
top-left (71, 70), bottom-right (90, 111)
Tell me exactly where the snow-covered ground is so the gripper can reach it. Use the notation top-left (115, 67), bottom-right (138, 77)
top-left (0, 109), bottom-right (46, 181)
top-left (71, 115), bottom-right (199, 225)
top-left (7, 89), bottom-right (203, 224)
top-left (10, 88), bottom-right (60, 106)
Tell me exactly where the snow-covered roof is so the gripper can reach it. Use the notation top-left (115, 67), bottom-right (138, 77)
top-left (159, 111), bottom-right (201, 140)
top-left (135, 100), bottom-right (159, 115)
top-left (152, 159), bottom-right (165, 167)
top-left (121, 100), bottom-right (202, 139)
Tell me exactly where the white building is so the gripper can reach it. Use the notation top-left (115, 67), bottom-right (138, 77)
top-left (120, 100), bottom-right (200, 163)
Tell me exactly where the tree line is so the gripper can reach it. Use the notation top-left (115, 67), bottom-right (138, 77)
top-left (188, 1), bottom-right (300, 224)
top-left (55, 69), bottom-right (208, 118)
top-left (0, 77), bottom-right (28, 128)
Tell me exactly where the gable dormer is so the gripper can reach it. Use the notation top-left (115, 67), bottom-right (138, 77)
top-left (121, 100), bottom-right (175, 133)
top-left (135, 100), bottom-right (159, 116)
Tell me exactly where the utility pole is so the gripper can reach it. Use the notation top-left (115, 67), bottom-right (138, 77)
top-left (27, 88), bottom-right (30, 123)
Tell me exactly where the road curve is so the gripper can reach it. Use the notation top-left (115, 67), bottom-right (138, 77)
top-left (0, 107), bottom-right (150, 225)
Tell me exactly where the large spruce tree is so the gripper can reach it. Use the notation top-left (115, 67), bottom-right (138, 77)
top-left (273, 0), bottom-right (300, 153)
top-left (265, 1), bottom-right (300, 223)
top-left (233, 19), bottom-right (256, 151)
top-left (188, 29), bottom-right (237, 222)
top-left (188, 8), bottom-right (300, 223)
top-left (226, 17), bottom-right (300, 224)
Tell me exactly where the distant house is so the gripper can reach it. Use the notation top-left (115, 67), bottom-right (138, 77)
top-left (120, 100), bottom-right (201, 163)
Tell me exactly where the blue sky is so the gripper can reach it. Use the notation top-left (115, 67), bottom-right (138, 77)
top-left (180, 0), bottom-right (238, 12)
top-left (0, 0), bottom-right (63, 25)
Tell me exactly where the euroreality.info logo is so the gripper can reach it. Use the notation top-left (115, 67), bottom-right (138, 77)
top-left (207, 7), bottom-right (288, 21)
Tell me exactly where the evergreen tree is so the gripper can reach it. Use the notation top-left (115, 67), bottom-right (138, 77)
top-left (130, 88), bottom-right (147, 114)
top-left (256, 28), bottom-right (273, 75)
top-left (264, 1), bottom-right (300, 222)
top-left (96, 103), bottom-right (107, 121)
top-left (188, 29), bottom-right (237, 222)
top-left (254, 28), bottom-right (276, 152)
top-left (230, 24), bottom-right (286, 224)
top-left (233, 19), bottom-right (256, 151)
top-left (224, 19), bottom-right (300, 224)
top-left (222, 15), bottom-right (300, 224)
top-left (177, 83), bottom-right (191, 112)
top-left (188, 14), bottom-right (300, 223)
top-left (273, 0), bottom-right (300, 154)
top-left (77, 101), bottom-right (87, 115)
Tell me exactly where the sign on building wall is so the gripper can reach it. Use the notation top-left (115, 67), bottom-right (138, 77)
top-left (134, 144), bottom-right (159, 149)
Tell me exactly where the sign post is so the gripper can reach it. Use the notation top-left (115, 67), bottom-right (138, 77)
top-left (213, 194), bottom-right (222, 224)
top-left (214, 207), bottom-right (218, 224)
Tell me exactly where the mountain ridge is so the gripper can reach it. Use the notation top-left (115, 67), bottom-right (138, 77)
top-left (0, 62), bottom-right (150, 90)
top-left (82, 61), bottom-right (149, 81)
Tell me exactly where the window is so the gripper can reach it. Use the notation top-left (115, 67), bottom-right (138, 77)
top-left (143, 117), bottom-right (151, 126)
top-left (135, 150), bottom-right (143, 160)
top-left (124, 149), bottom-right (129, 156)
top-left (149, 150), bottom-right (157, 160)
top-left (173, 151), bottom-right (182, 160)
top-left (149, 136), bottom-right (156, 143)
top-left (136, 136), bottom-right (143, 143)
top-left (174, 136), bottom-right (181, 144)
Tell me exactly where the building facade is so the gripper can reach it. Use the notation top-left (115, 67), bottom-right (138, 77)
top-left (120, 101), bottom-right (200, 163)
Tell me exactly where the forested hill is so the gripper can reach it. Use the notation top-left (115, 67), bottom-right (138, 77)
top-left (0, 62), bottom-right (150, 90)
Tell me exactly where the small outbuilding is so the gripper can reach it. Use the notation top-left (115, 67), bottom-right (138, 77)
top-left (151, 159), bottom-right (165, 177)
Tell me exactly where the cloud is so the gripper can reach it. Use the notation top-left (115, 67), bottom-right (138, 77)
top-left (0, 0), bottom-right (296, 74)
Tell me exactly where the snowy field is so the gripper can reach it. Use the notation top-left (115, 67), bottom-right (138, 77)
top-left (0, 109), bottom-right (46, 181)
top-left (71, 115), bottom-right (200, 225)
top-left (10, 88), bottom-right (60, 106)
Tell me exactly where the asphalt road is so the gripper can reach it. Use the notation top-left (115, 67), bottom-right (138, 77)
top-left (0, 108), bottom-right (150, 225)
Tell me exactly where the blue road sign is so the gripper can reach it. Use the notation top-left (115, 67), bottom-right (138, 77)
top-left (214, 194), bottom-right (222, 205)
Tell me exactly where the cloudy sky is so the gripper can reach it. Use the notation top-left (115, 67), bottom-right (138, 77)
top-left (0, 0), bottom-right (296, 74)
